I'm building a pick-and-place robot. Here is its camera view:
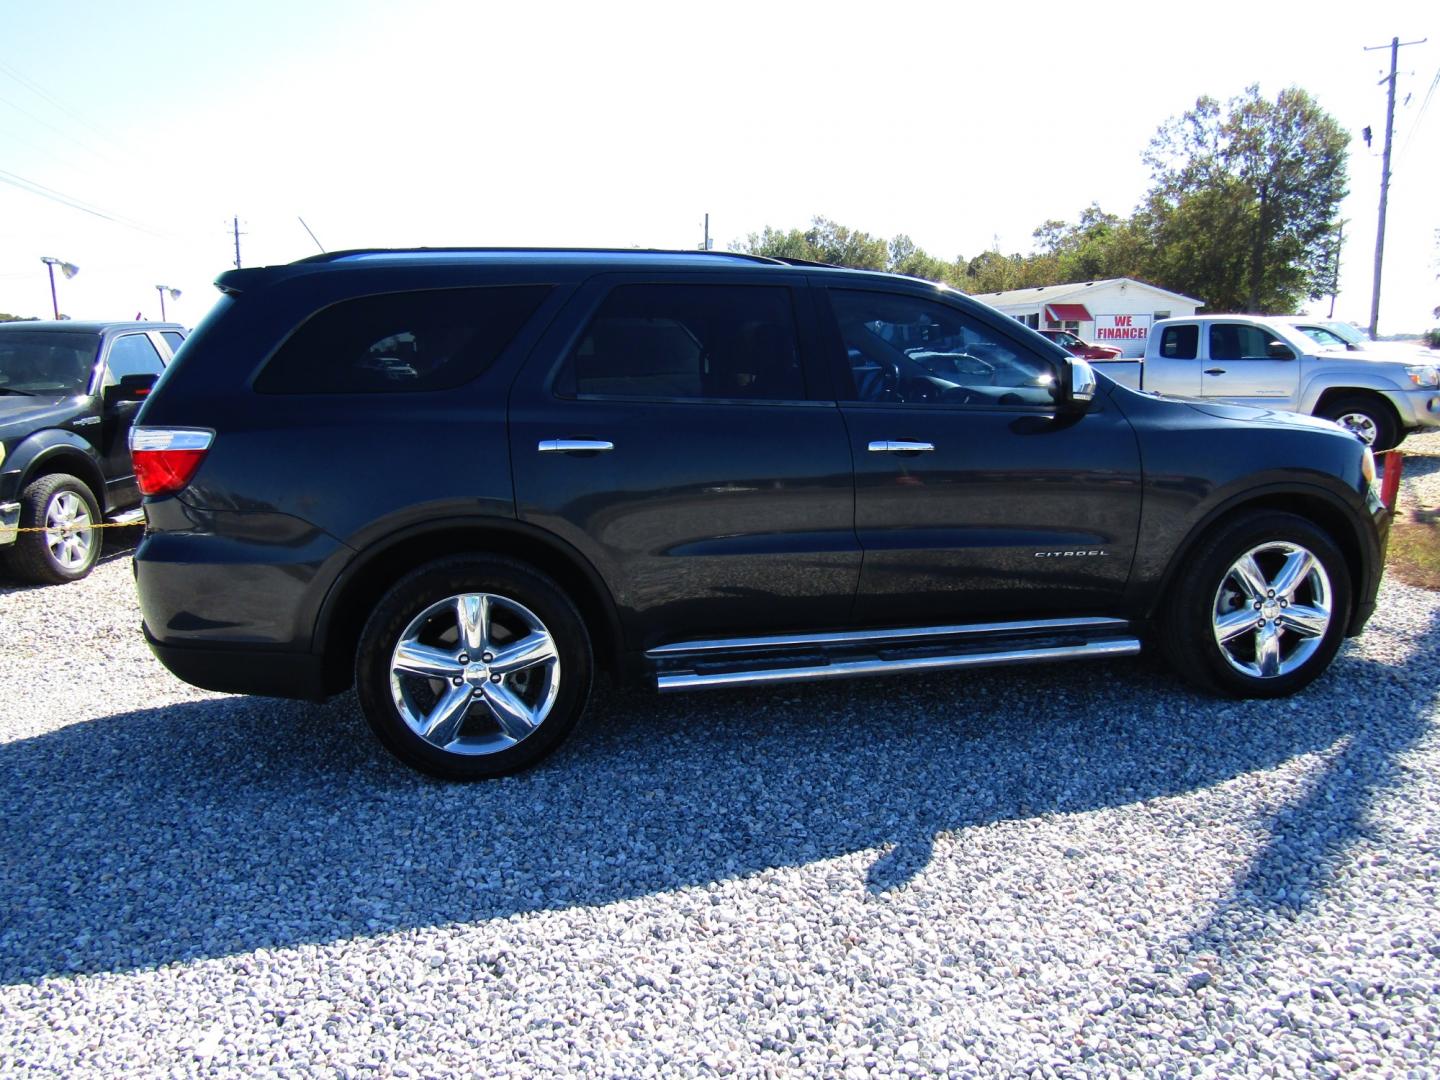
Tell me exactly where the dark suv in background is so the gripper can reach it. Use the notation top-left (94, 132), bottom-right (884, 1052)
top-left (131, 250), bottom-right (1387, 779)
top-left (1, 321), bottom-right (184, 583)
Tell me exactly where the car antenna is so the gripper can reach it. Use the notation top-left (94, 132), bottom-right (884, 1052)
top-left (298, 216), bottom-right (326, 254)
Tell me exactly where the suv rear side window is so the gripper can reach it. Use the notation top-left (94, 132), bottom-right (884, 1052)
top-left (256, 285), bottom-right (550, 394)
top-left (557, 284), bottom-right (804, 401)
top-left (1159, 325), bottom-right (1198, 360)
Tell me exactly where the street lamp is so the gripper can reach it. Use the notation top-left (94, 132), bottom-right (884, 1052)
top-left (40, 256), bottom-right (79, 320)
top-left (155, 285), bottom-right (181, 321)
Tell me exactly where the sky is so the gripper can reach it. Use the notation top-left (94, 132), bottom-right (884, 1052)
top-left (0, 0), bottom-right (1436, 332)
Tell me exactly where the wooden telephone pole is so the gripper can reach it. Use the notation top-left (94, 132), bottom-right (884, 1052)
top-left (1364, 35), bottom-right (1426, 337)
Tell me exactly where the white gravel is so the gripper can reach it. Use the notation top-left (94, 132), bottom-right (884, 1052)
top-left (3, 439), bottom-right (1440, 1078)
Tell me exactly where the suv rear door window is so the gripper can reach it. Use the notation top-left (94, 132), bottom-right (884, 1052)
top-left (558, 284), bottom-right (805, 402)
top-left (255, 285), bottom-right (550, 394)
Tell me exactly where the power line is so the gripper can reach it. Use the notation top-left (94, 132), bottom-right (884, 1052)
top-left (0, 56), bottom-right (134, 162)
top-left (1397, 62), bottom-right (1440, 165)
top-left (0, 167), bottom-right (172, 237)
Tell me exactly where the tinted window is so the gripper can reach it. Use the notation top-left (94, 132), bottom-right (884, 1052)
top-left (256, 286), bottom-right (550, 394)
top-left (560, 284), bottom-right (804, 401)
top-left (104, 334), bottom-right (165, 385)
top-left (1159, 325), bottom-right (1198, 360)
top-left (160, 331), bottom-right (186, 356)
top-left (829, 290), bottom-right (1057, 406)
top-left (1210, 323), bottom-right (1292, 361)
top-left (0, 331), bottom-right (98, 396)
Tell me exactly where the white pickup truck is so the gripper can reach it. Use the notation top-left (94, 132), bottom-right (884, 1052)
top-left (1094, 314), bottom-right (1440, 450)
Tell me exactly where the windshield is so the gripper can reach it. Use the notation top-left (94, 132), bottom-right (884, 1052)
top-left (0, 331), bottom-right (99, 397)
top-left (1297, 325), bottom-right (1352, 348)
top-left (1320, 321), bottom-right (1366, 345)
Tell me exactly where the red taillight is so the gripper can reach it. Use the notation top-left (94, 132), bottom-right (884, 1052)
top-left (129, 428), bottom-right (214, 497)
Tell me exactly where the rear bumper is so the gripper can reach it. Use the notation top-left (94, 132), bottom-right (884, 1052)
top-left (143, 624), bottom-right (331, 700)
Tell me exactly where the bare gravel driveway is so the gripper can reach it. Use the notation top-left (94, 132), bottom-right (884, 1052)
top-left (2, 443), bottom-right (1439, 1077)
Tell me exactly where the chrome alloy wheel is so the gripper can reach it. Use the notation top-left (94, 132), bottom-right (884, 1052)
top-left (44, 491), bottom-right (94, 570)
top-left (1211, 541), bottom-right (1332, 679)
top-left (388, 592), bottom-right (561, 755)
top-left (1334, 411), bottom-right (1378, 446)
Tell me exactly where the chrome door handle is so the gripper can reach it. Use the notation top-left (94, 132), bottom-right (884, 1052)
top-left (538, 438), bottom-right (614, 454)
top-left (868, 440), bottom-right (935, 453)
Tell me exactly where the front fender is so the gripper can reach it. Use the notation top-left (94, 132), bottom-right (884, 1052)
top-left (0, 429), bottom-right (107, 507)
top-left (1297, 370), bottom-right (1408, 414)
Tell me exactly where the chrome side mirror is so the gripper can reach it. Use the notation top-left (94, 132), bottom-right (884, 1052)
top-left (1068, 358), bottom-right (1097, 406)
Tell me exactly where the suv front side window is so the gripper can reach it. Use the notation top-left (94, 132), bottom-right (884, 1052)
top-left (828, 290), bottom-right (1058, 406)
top-left (558, 284), bottom-right (805, 402)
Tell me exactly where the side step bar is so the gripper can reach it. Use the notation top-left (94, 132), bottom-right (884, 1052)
top-left (649, 616), bottom-right (1142, 693)
top-left (109, 508), bottom-right (145, 527)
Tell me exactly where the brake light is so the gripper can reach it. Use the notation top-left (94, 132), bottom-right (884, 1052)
top-left (130, 428), bottom-right (214, 497)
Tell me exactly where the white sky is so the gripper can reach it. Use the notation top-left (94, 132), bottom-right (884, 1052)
top-left (0, 0), bottom-right (1435, 331)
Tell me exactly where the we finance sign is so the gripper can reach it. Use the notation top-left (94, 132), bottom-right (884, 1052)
top-left (1093, 313), bottom-right (1151, 357)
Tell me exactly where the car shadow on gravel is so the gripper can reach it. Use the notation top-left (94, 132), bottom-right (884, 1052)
top-left (2, 613), bottom-right (1438, 984)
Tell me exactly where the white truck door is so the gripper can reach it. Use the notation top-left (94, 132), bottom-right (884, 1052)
top-left (1144, 323), bottom-right (1202, 396)
top-left (1201, 322), bottom-right (1300, 406)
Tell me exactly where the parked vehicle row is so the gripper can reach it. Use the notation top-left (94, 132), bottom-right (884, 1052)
top-left (0, 321), bottom-right (185, 583)
top-left (127, 250), bottom-right (1387, 779)
top-left (1094, 313), bottom-right (1440, 451)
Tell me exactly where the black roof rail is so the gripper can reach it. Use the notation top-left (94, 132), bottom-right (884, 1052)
top-left (290, 247), bottom-right (794, 267)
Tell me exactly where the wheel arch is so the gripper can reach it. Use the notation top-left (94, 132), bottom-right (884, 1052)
top-left (1147, 484), bottom-right (1372, 634)
top-left (314, 518), bottom-right (626, 694)
top-left (5, 432), bottom-right (106, 511)
top-left (1311, 387), bottom-right (1402, 428)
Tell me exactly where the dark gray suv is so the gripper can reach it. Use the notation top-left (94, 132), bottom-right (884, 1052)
top-left (131, 249), bottom-right (1388, 779)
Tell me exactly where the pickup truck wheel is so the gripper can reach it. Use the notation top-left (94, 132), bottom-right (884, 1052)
top-left (355, 556), bottom-right (593, 780)
top-left (1, 473), bottom-right (102, 584)
top-left (1160, 511), bottom-right (1351, 698)
top-left (1317, 395), bottom-right (1399, 451)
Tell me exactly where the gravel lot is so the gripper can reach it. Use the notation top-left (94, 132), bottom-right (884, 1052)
top-left (3, 440), bottom-right (1440, 1078)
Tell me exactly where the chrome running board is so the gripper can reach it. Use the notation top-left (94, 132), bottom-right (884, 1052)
top-left (109, 508), bottom-right (145, 526)
top-left (648, 616), bottom-right (1141, 693)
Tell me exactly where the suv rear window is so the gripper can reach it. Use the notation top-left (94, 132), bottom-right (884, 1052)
top-left (557, 284), bottom-right (805, 401)
top-left (255, 285), bottom-right (550, 394)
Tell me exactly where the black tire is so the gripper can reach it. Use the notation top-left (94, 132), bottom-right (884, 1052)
top-left (355, 555), bottom-right (593, 780)
top-left (1159, 511), bottom-right (1351, 698)
top-left (0, 473), bottom-right (102, 584)
top-left (1316, 394), bottom-right (1400, 452)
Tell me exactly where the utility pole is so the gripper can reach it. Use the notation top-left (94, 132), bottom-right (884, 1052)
top-left (1364, 35), bottom-right (1426, 338)
top-left (1328, 222), bottom-right (1343, 319)
top-left (232, 215), bottom-right (245, 269)
top-left (701, 213), bottom-right (712, 251)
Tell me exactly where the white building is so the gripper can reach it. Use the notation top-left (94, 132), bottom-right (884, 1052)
top-left (970, 277), bottom-right (1203, 358)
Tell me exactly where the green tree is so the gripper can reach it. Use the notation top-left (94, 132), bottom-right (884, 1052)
top-left (0, 313), bottom-right (40, 322)
top-left (1142, 85), bottom-right (1348, 312)
top-left (740, 216), bottom-right (889, 270)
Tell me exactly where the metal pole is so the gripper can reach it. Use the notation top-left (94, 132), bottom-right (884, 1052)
top-left (46, 262), bottom-right (58, 320)
top-left (157, 286), bottom-right (166, 321)
top-left (234, 216), bottom-right (242, 269)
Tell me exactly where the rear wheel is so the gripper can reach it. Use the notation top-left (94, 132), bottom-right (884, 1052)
top-left (1, 473), bottom-right (102, 584)
top-left (1316, 394), bottom-right (1399, 452)
top-left (355, 556), bottom-right (593, 780)
top-left (1160, 511), bottom-right (1351, 698)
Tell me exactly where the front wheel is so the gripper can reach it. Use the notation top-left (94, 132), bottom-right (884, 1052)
top-left (1316, 394), bottom-right (1399, 452)
top-left (1, 473), bottom-right (102, 584)
top-left (1160, 511), bottom-right (1351, 698)
top-left (355, 556), bottom-right (593, 780)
